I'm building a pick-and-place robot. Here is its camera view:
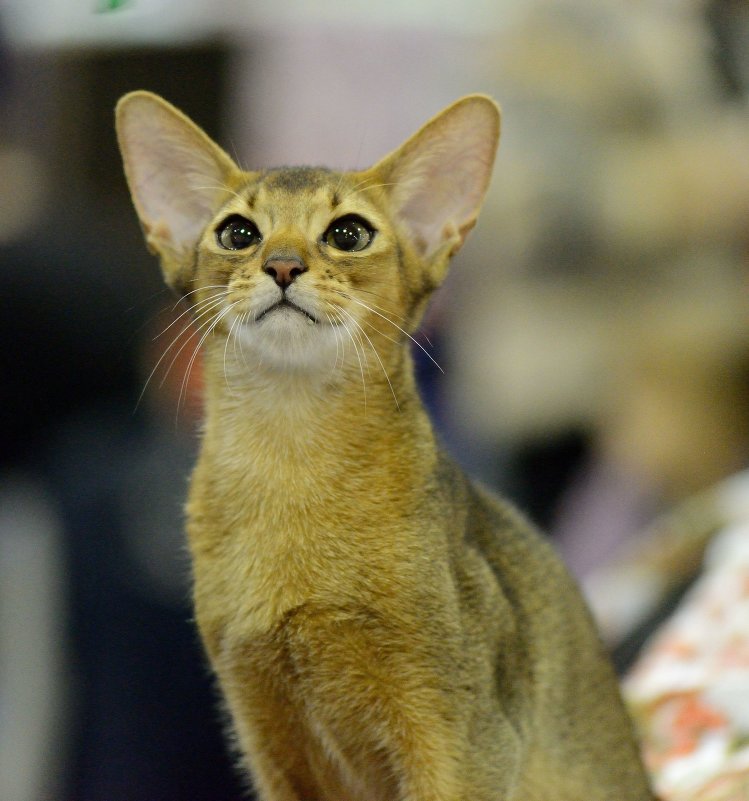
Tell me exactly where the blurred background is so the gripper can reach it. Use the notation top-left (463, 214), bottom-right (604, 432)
top-left (1, 1), bottom-right (748, 799)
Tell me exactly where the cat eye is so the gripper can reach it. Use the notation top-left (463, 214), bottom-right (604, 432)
top-left (323, 215), bottom-right (375, 252)
top-left (216, 215), bottom-right (262, 250)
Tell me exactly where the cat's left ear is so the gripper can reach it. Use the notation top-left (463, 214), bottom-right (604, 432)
top-left (372, 94), bottom-right (500, 274)
top-left (116, 91), bottom-right (240, 291)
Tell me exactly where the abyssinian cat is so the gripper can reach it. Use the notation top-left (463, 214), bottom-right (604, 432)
top-left (116, 91), bottom-right (655, 801)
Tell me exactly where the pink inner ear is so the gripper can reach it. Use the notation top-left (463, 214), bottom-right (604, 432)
top-left (119, 97), bottom-right (234, 255)
top-left (390, 99), bottom-right (499, 257)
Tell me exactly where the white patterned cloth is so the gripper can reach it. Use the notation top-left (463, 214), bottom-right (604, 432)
top-left (624, 491), bottom-right (749, 801)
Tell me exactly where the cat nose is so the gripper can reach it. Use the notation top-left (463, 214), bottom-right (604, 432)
top-left (263, 256), bottom-right (307, 290)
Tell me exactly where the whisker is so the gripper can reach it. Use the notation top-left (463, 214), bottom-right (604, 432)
top-left (125, 287), bottom-right (170, 317)
top-left (176, 338), bottom-right (204, 424)
top-left (343, 295), bottom-right (444, 374)
top-left (225, 136), bottom-right (250, 174)
top-left (134, 293), bottom-right (227, 413)
top-left (224, 314), bottom-right (243, 396)
top-left (327, 282), bottom-right (436, 350)
top-left (236, 310), bottom-right (256, 371)
top-left (164, 297), bottom-right (225, 354)
top-left (191, 183), bottom-right (251, 209)
top-left (342, 309), bottom-right (371, 374)
top-left (135, 321), bottom-right (197, 413)
top-left (144, 295), bottom-right (227, 411)
top-left (327, 283), bottom-right (411, 327)
top-left (233, 311), bottom-right (245, 369)
top-left (336, 319), bottom-right (348, 374)
top-left (339, 178), bottom-right (398, 202)
top-left (344, 181), bottom-right (398, 200)
top-left (327, 290), bottom-right (411, 352)
top-left (155, 290), bottom-right (227, 340)
top-left (326, 311), bottom-right (345, 376)
top-left (129, 296), bottom-right (174, 343)
top-left (332, 169), bottom-right (348, 200)
top-left (339, 314), bottom-right (368, 412)
top-left (336, 173), bottom-right (372, 198)
top-left (337, 307), bottom-right (400, 411)
top-left (413, 328), bottom-right (435, 349)
top-left (172, 283), bottom-right (227, 308)
top-left (179, 302), bottom-right (238, 415)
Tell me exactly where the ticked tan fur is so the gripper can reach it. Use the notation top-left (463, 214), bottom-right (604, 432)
top-left (116, 91), bottom-right (655, 801)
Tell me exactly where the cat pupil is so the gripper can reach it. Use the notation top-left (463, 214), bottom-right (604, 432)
top-left (333, 224), bottom-right (359, 250)
top-left (217, 216), bottom-right (260, 250)
top-left (325, 216), bottom-right (373, 252)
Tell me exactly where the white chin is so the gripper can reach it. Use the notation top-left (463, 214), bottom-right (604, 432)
top-left (231, 310), bottom-right (340, 371)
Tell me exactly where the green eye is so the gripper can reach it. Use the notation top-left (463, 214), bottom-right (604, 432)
top-left (216, 215), bottom-right (261, 250)
top-left (323, 215), bottom-right (375, 252)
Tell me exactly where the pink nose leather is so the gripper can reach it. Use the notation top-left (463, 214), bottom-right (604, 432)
top-left (263, 257), bottom-right (307, 289)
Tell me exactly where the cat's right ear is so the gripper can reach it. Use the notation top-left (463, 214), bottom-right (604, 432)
top-left (116, 91), bottom-right (239, 292)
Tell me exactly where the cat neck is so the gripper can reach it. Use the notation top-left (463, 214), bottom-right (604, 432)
top-left (198, 337), bottom-right (435, 478)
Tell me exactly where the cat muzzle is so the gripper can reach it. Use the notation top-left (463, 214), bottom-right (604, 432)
top-left (255, 298), bottom-right (317, 324)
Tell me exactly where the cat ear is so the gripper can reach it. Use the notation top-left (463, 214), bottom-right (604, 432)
top-left (373, 94), bottom-right (500, 265)
top-left (116, 91), bottom-right (239, 289)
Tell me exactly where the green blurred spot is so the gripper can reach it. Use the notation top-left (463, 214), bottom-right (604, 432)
top-left (96, 0), bottom-right (130, 12)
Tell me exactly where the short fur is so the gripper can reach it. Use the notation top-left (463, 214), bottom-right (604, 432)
top-left (116, 90), bottom-right (655, 800)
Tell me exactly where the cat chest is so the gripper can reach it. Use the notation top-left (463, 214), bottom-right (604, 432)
top-left (186, 503), bottom-right (403, 658)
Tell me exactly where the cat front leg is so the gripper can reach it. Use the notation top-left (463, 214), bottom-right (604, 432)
top-left (241, 753), bottom-right (306, 801)
top-left (278, 611), bottom-right (520, 801)
top-left (386, 710), bottom-right (524, 801)
top-left (226, 693), bottom-right (322, 801)
top-left (390, 728), bottom-right (466, 801)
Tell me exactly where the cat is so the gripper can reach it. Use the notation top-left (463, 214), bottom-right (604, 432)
top-left (116, 90), bottom-right (656, 801)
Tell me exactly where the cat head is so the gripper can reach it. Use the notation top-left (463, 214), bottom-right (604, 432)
top-left (116, 91), bottom-right (499, 373)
